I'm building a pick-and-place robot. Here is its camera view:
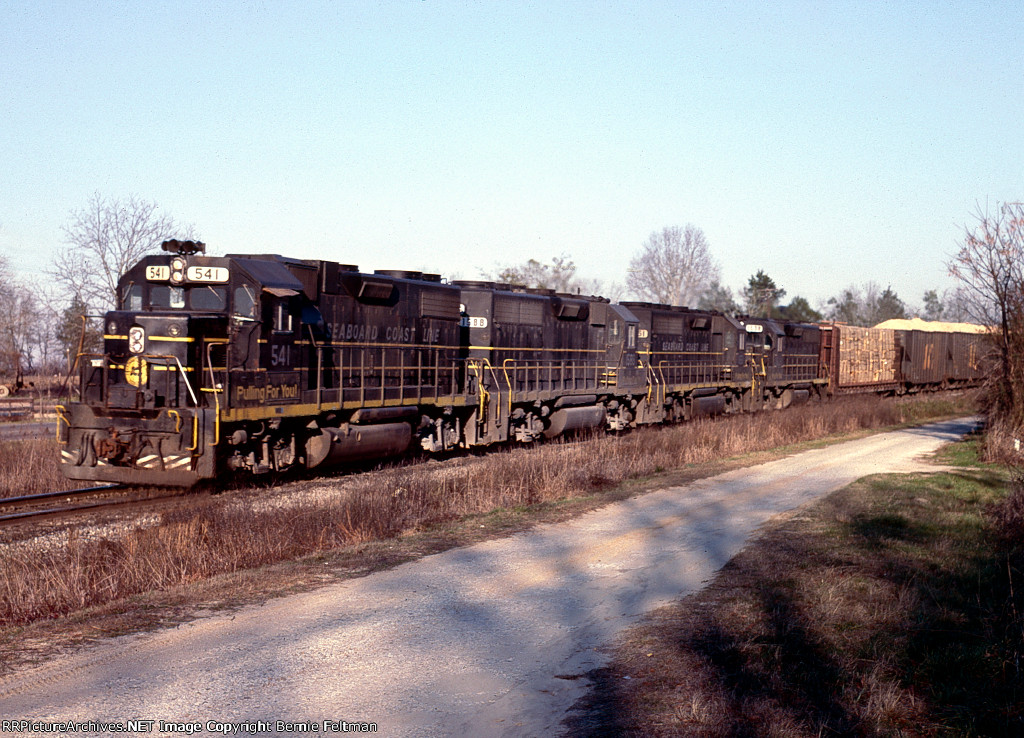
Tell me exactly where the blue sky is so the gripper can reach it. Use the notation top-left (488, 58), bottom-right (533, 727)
top-left (2, 1), bottom-right (1022, 311)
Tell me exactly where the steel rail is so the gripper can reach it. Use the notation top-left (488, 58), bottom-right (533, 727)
top-left (0, 484), bottom-right (190, 525)
top-left (0, 484), bottom-right (120, 507)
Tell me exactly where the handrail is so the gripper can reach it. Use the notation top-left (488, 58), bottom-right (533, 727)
top-left (467, 358), bottom-right (492, 420)
top-left (135, 353), bottom-right (200, 406)
top-left (501, 359), bottom-right (516, 411)
top-left (204, 341), bottom-right (227, 398)
top-left (55, 404), bottom-right (69, 445)
top-left (170, 354), bottom-right (200, 406)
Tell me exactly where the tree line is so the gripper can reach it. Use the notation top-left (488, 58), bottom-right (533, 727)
top-left (489, 223), bottom-right (965, 327)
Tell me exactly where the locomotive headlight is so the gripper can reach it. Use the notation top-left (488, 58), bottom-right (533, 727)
top-left (170, 257), bottom-right (186, 285)
top-left (107, 321), bottom-right (118, 335)
top-left (128, 326), bottom-right (145, 354)
top-left (168, 324), bottom-right (181, 337)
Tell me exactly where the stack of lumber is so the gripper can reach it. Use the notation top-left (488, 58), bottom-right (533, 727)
top-left (838, 326), bottom-right (898, 384)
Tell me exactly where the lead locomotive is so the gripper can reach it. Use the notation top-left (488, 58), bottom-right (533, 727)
top-left (57, 240), bottom-right (978, 486)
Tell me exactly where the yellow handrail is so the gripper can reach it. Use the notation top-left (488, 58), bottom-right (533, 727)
top-left (166, 409), bottom-right (182, 433)
top-left (55, 404), bottom-right (69, 445)
top-left (468, 359), bottom-right (491, 420)
top-left (501, 359), bottom-right (516, 412)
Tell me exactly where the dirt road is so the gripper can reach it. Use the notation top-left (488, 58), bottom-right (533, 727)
top-left (0, 420), bottom-right (54, 441)
top-left (0, 418), bottom-right (978, 736)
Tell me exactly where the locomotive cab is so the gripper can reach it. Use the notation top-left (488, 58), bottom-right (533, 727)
top-left (60, 240), bottom-right (230, 485)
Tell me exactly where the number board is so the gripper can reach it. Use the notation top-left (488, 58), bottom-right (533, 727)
top-left (146, 265), bottom-right (171, 281)
top-left (186, 266), bottom-right (229, 283)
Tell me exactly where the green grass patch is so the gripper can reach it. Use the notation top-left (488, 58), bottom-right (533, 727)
top-left (933, 430), bottom-right (996, 469)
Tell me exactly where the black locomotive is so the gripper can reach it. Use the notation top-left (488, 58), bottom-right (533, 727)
top-left (57, 241), bottom-right (984, 486)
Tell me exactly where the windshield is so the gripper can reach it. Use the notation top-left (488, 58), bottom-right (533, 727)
top-left (147, 285), bottom-right (227, 311)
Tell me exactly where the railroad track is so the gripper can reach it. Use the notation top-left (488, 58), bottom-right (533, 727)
top-left (0, 484), bottom-right (192, 525)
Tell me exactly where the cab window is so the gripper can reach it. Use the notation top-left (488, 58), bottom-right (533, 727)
top-left (273, 301), bottom-right (293, 332)
top-left (191, 286), bottom-right (227, 311)
top-left (121, 283), bottom-right (142, 311)
top-left (233, 286), bottom-right (257, 320)
top-left (150, 285), bottom-right (186, 309)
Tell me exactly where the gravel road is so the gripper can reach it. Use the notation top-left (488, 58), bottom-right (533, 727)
top-left (0, 417), bottom-right (979, 737)
top-left (0, 420), bottom-right (54, 441)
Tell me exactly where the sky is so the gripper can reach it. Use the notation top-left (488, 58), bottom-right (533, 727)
top-left (2, 1), bottom-right (1022, 313)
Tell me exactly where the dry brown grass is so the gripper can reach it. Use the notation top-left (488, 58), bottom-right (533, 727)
top-left (0, 439), bottom-right (77, 497)
top-left (0, 393), bottom-right (976, 626)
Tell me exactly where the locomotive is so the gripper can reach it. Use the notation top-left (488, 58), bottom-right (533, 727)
top-left (56, 241), bottom-right (986, 486)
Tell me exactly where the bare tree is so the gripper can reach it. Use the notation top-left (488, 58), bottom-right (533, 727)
top-left (0, 252), bottom-right (10, 297)
top-left (53, 193), bottom-right (195, 311)
top-left (948, 201), bottom-right (1024, 422)
top-left (0, 256), bottom-right (47, 383)
top-left (626, 225), bottom-right (719, 306)
top-left (0, 254), bottom-right (18, 378)
top-left (484, 254), bottom-right (620, 297)
top-left (0, 290), bottom-right (39, 373)
top-left (944, 287), bottom-right (972, 323)
top-left (489, 254), bottom-right (579, 291)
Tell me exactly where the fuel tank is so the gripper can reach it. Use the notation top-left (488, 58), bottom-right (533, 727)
top-left (306, 422), bottom-right (413, 468)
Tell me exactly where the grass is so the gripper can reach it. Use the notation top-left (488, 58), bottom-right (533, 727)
top-left (0, 439), bottom-right (78, 497)
top-left (0, 393), bottom-right (977, 633)
top-left (563, 435), bottom-right (1024, 737)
